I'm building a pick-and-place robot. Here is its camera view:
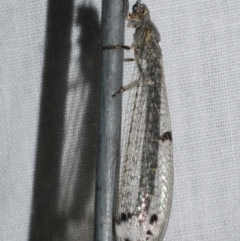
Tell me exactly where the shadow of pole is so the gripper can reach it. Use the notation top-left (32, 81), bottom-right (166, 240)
top-left (55, 5), bottom-right (100, 240)
top-left (28, 0), bottom-right (73, 240)
top-left (69, 1), bottom-right (100, 224)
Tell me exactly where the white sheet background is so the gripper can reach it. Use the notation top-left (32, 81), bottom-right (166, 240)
top-left (1, 0), bottom-right (240, 240)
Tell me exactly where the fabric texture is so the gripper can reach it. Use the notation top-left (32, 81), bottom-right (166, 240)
top-left (1, 0), bottom-right (240, 240)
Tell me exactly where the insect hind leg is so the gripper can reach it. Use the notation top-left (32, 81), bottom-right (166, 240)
top-left (112, 79), bottom-right (140, 97)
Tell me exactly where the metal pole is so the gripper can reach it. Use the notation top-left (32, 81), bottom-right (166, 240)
top-left (94, 0), bottom-right (125, 241)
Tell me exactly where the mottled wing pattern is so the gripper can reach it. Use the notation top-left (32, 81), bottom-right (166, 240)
top-left (113, 1), bottom-right (173, 241)
top-left (118, 79), bottom-right (148, 214)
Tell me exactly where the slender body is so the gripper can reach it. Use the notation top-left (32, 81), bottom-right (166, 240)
top-left (102, 1), bottom-right (173, 240)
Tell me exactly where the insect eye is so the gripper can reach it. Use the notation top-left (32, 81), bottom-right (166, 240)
top-left (132, 2), bottom-right (143, 13)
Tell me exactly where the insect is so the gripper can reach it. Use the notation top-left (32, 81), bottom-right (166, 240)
top-left (101, 1), bottom-right (173, 240)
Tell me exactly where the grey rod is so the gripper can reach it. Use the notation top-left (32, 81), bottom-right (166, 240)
top-left (94, 0), bottom-right (125, 241)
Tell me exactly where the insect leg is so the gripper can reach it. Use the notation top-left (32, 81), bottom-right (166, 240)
top-left (98, 45), bottom-right (132, 50)
top-left (112, 79), bottom-right (140, 97)
top-left (124, 58), bottom-right (135, 62)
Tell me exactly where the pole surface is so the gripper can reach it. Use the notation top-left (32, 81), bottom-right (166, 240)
top-left (94, 0), bottom-right (125, 240)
